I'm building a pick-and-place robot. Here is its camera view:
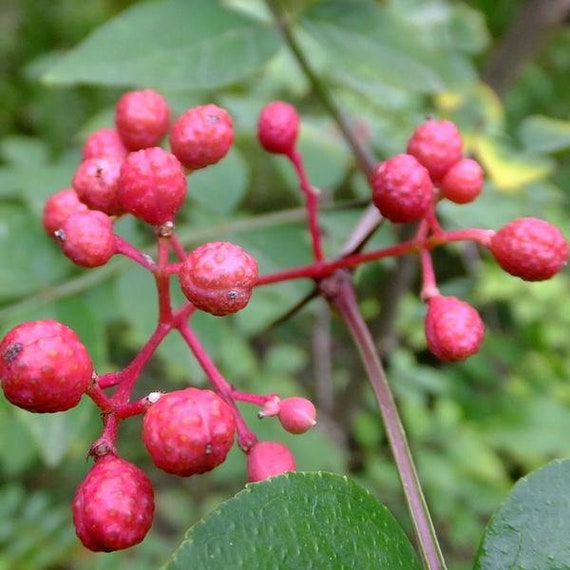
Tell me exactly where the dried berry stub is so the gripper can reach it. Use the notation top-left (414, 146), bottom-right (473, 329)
top-left (179, 241), bottom-right (258, 316)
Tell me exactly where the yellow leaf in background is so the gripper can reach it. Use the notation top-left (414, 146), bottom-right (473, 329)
top-left (475, 136), bottom-right (553, 192)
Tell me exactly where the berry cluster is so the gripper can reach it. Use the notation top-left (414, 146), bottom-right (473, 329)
top-left (0, 92), bottom-right (567, 554)
top-left (370, 117), bottom-right (568, 360)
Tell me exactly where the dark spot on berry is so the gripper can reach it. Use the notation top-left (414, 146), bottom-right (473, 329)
top-left (54, 228), bottom-right (66, 241)
top-left (206, 114), bottom-right (220, 124)
top-left (227, 291), bottom-right (238, 300)
top-left (3, 342), bottom-right (23, 365)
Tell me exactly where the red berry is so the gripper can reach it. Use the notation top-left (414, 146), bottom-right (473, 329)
top-left (0, 320), bottom-right (93, 413)
top-left (439, 157), bottom-right (484, 204)
top-left (425, 295), bottom-right (485, 361)
top-left (489, 217), bottom-right (569, 281)
top-left (72, 156), bottom-right (123, 215)
top-left (115, 89), bottom-right (170, 151)
top-left (82, 128), bottom-right (128, 161)
top-left (178, 241), bottom-right (258, 316)
top-left (169, 104), bottom-right (233, 170)
top-left (117, 146), bottom-right (187, 225)
top-left (142, 388), bottom-right (236, 476)
top-left (370, 154), bottom-right (433, 223)
top-left (42, 188), bottom-right (88, 237)
top-left (257, 101), bottom-right (299, 154)
top-left (72, 455), bottom-right (154, 552)
top-left (247, 441), bottom-right (296, 483)
top-left (407, 118), bottom-right (463, 181)
top-left (57, 210), bottom-right (116, 267)
top-left (277, 397), bottom-right (317, 434)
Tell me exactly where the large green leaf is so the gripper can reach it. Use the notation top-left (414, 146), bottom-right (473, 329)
top-left (474, 458), bottom-right (570, 570)
top-left (42, 0), bottom-right (280, 90)
top-left (163, 472), bottom-right (420, 569)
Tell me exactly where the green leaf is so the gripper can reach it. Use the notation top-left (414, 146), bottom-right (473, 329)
top-left (163, 472), bottom-right (420, 569)
top-left (42, 0), bottom-right (280, 91)
top-left (0, 205), bottom-right (70, 303)
top-left (519, 115), bottom-right (570, 154)
top-left (474, 458), bottom-right (570, 570)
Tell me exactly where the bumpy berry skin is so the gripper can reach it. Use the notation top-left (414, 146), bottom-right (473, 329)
top-left (370, 154), bottom-right (433, 223)
top-left (115, 89), bottom-right (170, 151)
top-left (439, 157), bottom-right (484, 204)
top-left (142, 388), bottom-right (236, 477)
top-left (117, 146), bottom-right (187, 225)
top-left (58, 210), bottom-right (116, 268)
top-left (179, 241), bottom-right (258, 316)
top-left (257, 101), bottom-right (299, 155)
top-left (72, 455), bottom-right (154, 552)
top-left (278, 397), bottom-right (317, 434)
top-left (425, 295), bottom-right (485, 361)
top-left (72, 156), bottom-right (123, 215)
top-left (247, 441), bottom-right (296, 483)
top-left (0, 320), bottom-right (93, 413)
top-left (407, 118), bottom-right (463, 181)
top-left (82, 128), bottom-right (128, 161)
top-left (169, 104), bottom-right (233, 170)
top-left (489, 217), bottom-right (569, 281)
top-left (42, 188), bottom-right (88, 237)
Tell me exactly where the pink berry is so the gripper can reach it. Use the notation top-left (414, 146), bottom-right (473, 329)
top-left (0, 320), bottom-right (93, 413)
top-left (82, 128), bottom-right (128, 161)
top-left (169, 104), bottom-right (233, 170)
top-left (425, 295), bottom-right (485, 361)
top-left (247, 441), bottom-right (296, 483)
top-left (42, 188), bottom-right (88, 237)
top-left (57, 210), bottom-right (116, 268)
top-left (277, 397), bottom-right (317, 434)
top-left (439, 157), bottom-right (484, 204)
top-left (72, 454), bottom-right (154, 552)
top-left (489, 217), bottom-right (569, 281)
top-left (115, 89), bottom-right (170, 151)
top-left (142, 388), bottom-right (236, 477)
top-left (72, 156), bottom-right (123, 215)
top-left (257, 101), bottom-right (300, 154)
top-left (117, 146), bottom-right (187, 225)
top-left (370, 154), bottom-right (433, 223)
top-left (179, 241), bottom-right (258, 316)
top-left (407, 118), bottom-right (463, 181)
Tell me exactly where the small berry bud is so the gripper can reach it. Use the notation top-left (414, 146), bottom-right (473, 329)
top-left (370, 154), bottom-right (433, 223)
top-left (257, 101), bottom-right (300, 155)
top-left (58, 210), bottom-right (116, 267)
top-left (489, 217), bottom-right (569, 281)
top-left (72, 455), bottom-right (154, 552)
top-left (407, 118), bottom-right (463, 181)
top-left (169, 104), bottom-right (233, 170)
top-left (117, 146), bottom-right (187, 225)
top-left (72, 156), bottom-right (123, 215)
top-left (42, 188), bottom-right (88, 237)
top-left (179, 241), bottom-right (258, 316)
top-left (115, 89), bottom-right (170, 151)
top-left (142, 388), bottom-right (236, 476)
top-left (247, 441), bottom-right (296, 483)
top-left (439, 157), bottom-right (484, 204)
top-left (0, 320), bottom-right (93, 413)
top-left (425, 295), bottom-right (485, 361)
top-left (82, 128), bottom-right (128, 161)
top-left (277, 397), bottom-right (317, 434)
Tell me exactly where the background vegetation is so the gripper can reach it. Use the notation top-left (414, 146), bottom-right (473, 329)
top-left (1, 1), bottom-right (570, 568)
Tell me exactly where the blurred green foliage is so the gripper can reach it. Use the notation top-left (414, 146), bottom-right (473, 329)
top-left (0, 0), bottom-right (569, 568)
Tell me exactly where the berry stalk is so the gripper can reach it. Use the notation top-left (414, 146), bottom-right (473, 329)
top-left (324, 270), bottom-right (446, 570)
